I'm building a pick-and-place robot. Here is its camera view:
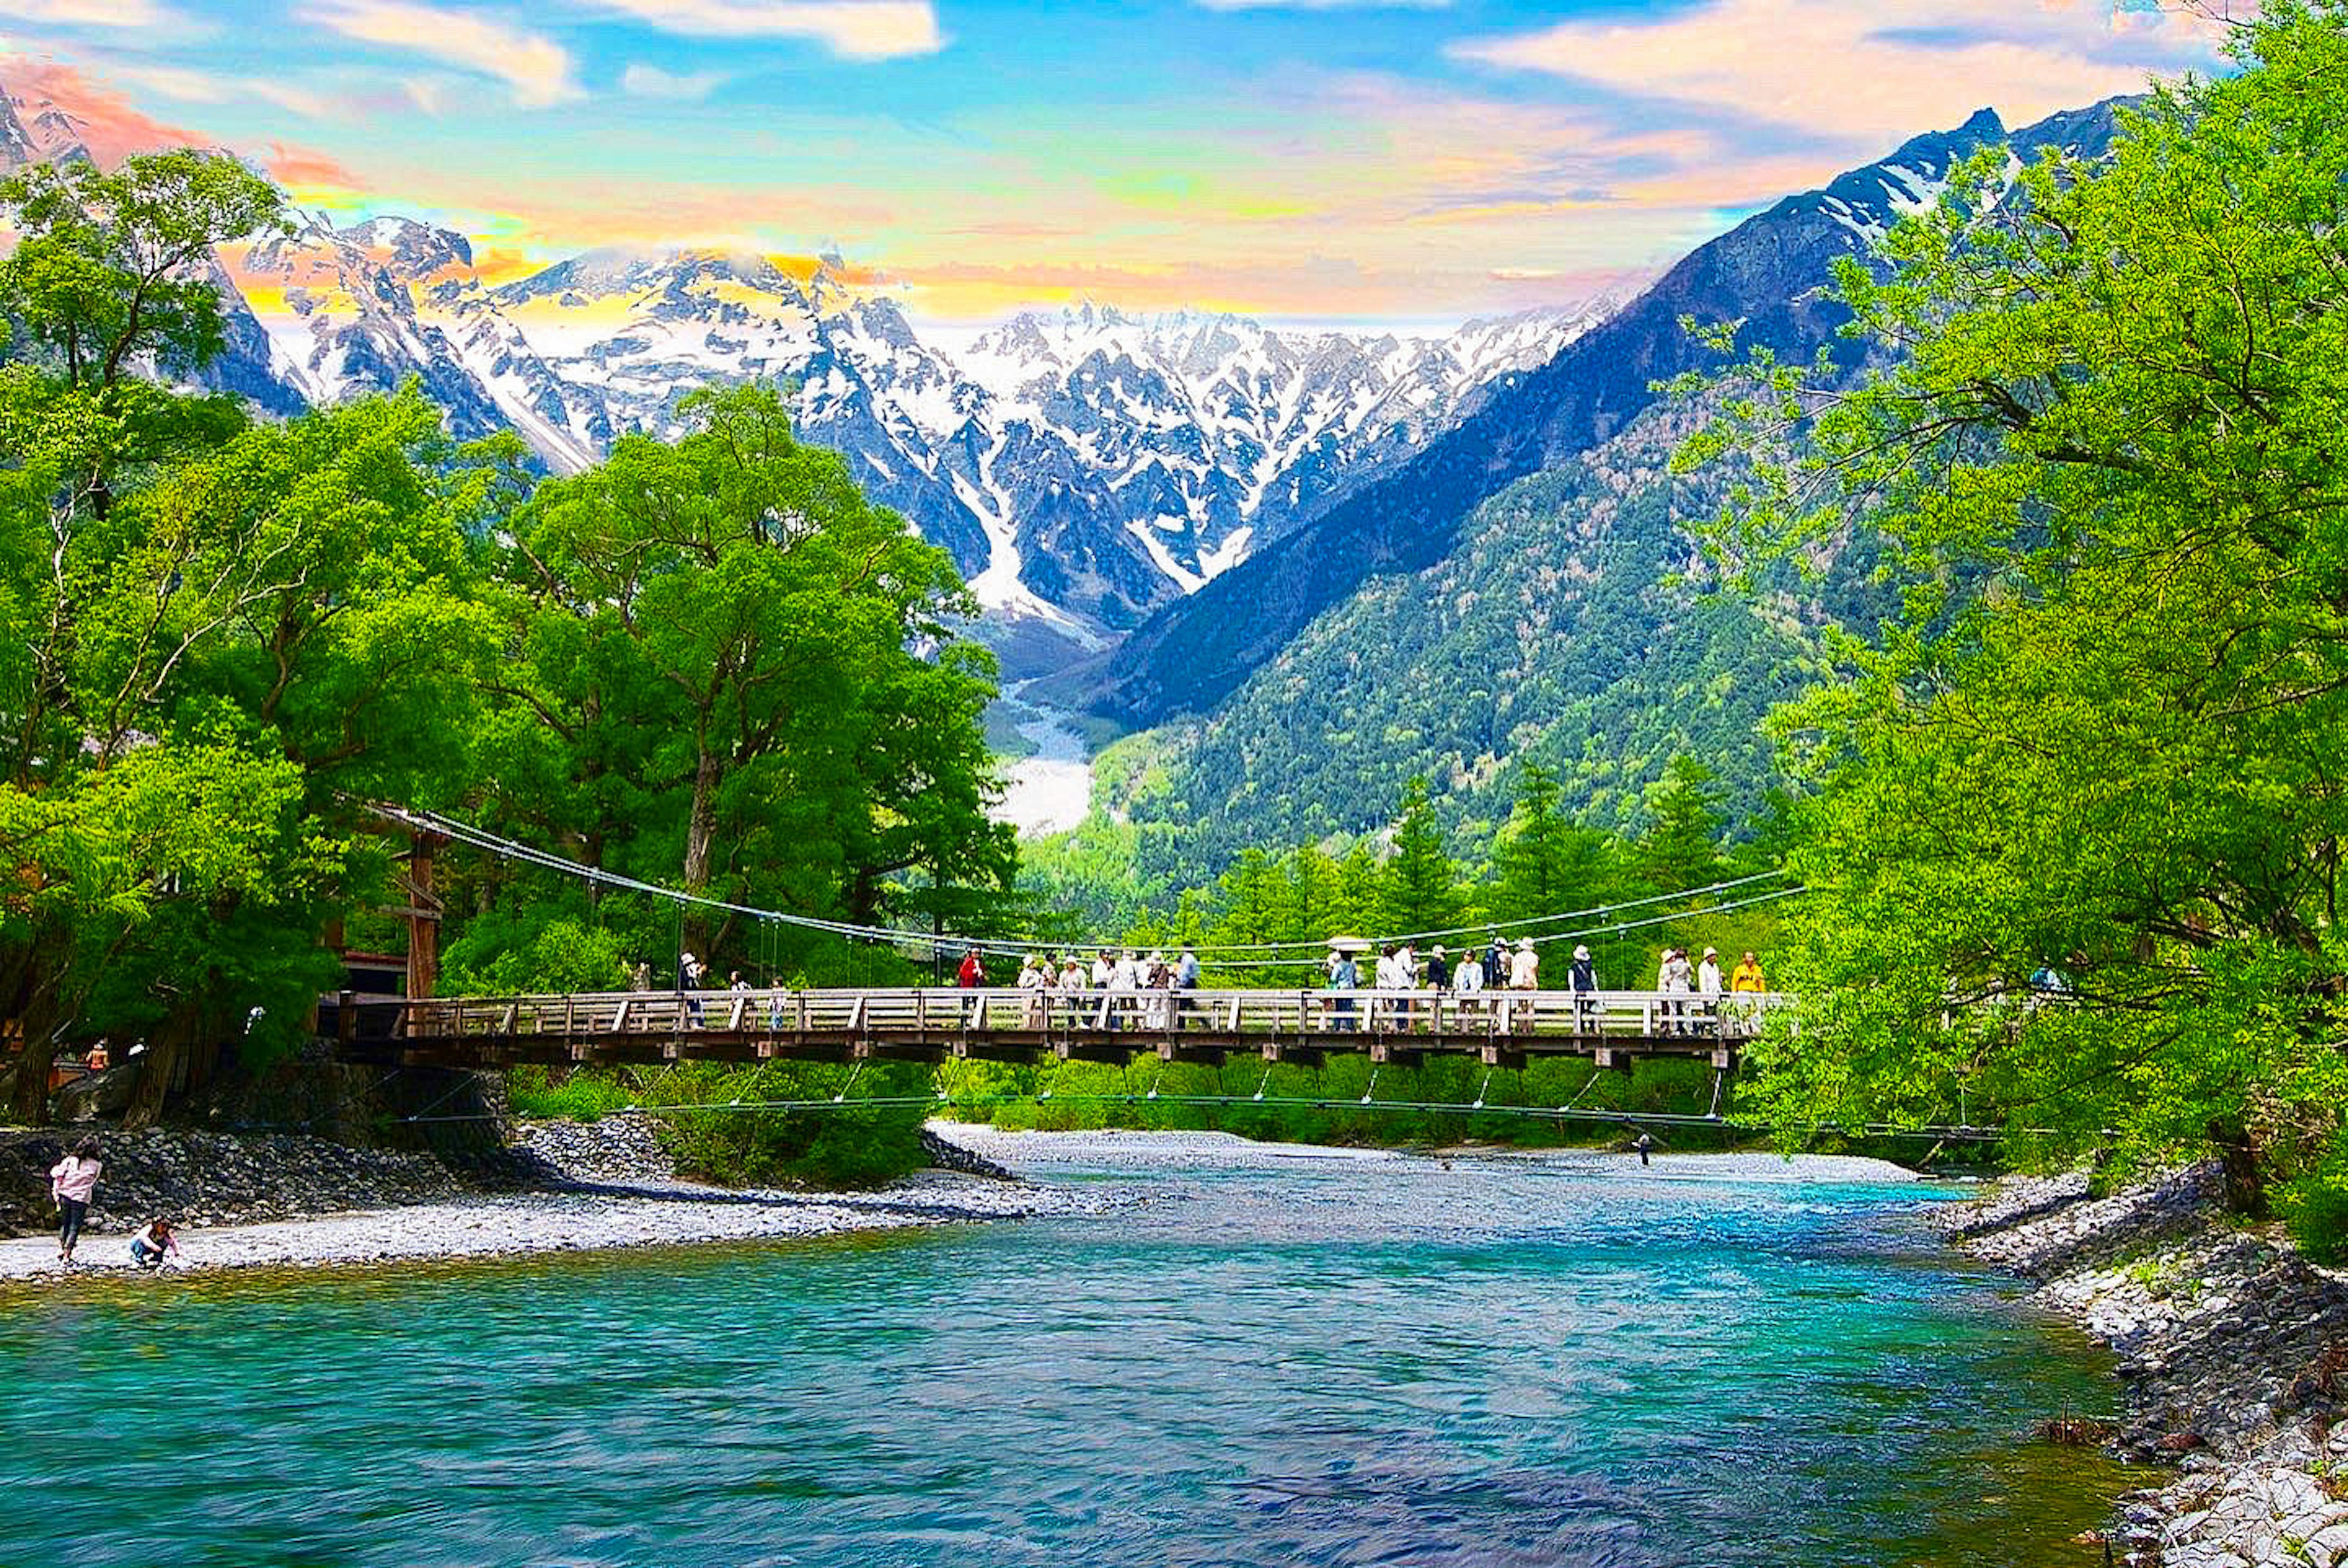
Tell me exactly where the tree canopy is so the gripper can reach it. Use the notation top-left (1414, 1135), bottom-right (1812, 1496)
top-left (1683, 4), bottom-right (2348, 1221)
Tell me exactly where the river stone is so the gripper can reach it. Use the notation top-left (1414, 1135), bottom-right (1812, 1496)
top-left (54, 1064), bottom-right (138, 1121)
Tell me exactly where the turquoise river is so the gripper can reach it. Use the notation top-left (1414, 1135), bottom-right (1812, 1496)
top-left (0, 1149), bottom-right (2130, 1566)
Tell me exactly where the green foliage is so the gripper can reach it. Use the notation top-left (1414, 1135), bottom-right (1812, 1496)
top-left (507, 1066), bottom-right (640, 1123)
top-left (1637, 757), bottom-right (1728, 893)
top-left (1117, 416), bottom-right (1858, 888)
top-left (2281, 1135), bottom-right (2348, 1265)
top-left (1383, 775), bottom-right (1463, 935)
top-left (0, 156), bottom-right (1010, 1145)
top-left (0, 149), bottom-right (289, 392)
top-left (442, 913), bottom-right (630, 996)
top-left (1682, 4), bottom-right (2348, 1183)
top-left (481, 381), bottom-right (1017, 981)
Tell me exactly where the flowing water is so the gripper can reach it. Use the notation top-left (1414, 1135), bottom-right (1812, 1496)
top-left (0, 1152), bottom-right (2128, 1567)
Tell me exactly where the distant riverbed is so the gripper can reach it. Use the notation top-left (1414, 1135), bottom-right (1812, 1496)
top-left (0, 1132), bottom-right (2123, 1567)
top-left (993, 682), bottom-right (1094, 836)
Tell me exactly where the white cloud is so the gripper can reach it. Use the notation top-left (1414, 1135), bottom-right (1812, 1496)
top-left (1449, 0), bottom-right (2228, 147)
top-left (300, 0), bottom-right (582, 107)
top-left (0, 0), bottom-right (169, 25)
top-left (592, 0), bottom-right (943, 59)
top-left (620, 61), bottom-right (726, 98)
top-left (1197, 1), bottom-right (1450, 9)
top-left (401, 74), bottom-right (449, 116)
top-left (105, 59), bottom-right (333, 117)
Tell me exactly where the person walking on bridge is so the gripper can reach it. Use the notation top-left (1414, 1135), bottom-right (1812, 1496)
top-left (956, 949), bottom-right (986, 989)
top-left (1697, 948), bottom-right (1724, 1036)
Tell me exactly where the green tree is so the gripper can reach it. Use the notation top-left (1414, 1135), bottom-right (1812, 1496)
top-left (1382, 776), bottom-right (1463, 937)
top-left (1682, 4), bottom-right (2348, 1203)
top-left (1490, 761), bottom-right (1616, 922)
top-left (490, 381), bottom-right (1013, 973)
top-left (0, 150), bottom-right (289, 394)
top-left (1634, 756), bottom-right (1726, 895)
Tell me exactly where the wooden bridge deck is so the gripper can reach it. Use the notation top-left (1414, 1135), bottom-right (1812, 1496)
top-left (328, 988), bottom-right (1785, 1072)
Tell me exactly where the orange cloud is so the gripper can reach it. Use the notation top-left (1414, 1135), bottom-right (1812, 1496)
top-left (264, 140), bottom-right (362, 191)
top-left (0, 55), bottom-right (203, 164)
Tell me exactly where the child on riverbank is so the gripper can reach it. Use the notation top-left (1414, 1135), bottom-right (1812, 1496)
top-left (48, 1139), bottom-right (101, 1265)
top-left (130, 1219), bottom-right (180, 1270)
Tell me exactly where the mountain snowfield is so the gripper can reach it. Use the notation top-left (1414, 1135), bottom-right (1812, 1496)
top-left (225, 204), bottom-right (1611, 651)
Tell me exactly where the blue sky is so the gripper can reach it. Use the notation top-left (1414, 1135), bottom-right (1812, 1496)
top-left (1, 0), bottom-right (2232, 322)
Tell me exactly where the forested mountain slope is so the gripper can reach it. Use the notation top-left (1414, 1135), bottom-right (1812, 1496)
top-left (1107, 401), bottom-right (1885, 877)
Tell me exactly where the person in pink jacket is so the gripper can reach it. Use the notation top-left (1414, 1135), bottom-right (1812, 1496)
top-left (49, 1139), bottom-right (102, 1265)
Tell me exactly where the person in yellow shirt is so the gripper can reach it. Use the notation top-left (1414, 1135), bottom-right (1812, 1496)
top-left (1726, 951), bottom-right (1768, 1037)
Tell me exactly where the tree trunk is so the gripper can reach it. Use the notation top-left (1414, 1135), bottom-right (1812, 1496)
top-left (682, 742), bottom-right (720, 952)
top-left (2209, 1116), bottom-right (2267, 1218)
top-left (9, 989), bottom-right (63, 1128)
top-left (121, 1005), bottom-right (196, 1129)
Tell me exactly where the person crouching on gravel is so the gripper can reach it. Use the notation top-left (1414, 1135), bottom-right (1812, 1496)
top-left (130, 1218), bottom-right (180, 1270)
top-left (49, 1139), bottom-right (102, 1265)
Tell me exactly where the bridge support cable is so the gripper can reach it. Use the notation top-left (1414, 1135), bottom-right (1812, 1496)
top-left (354, 799), bottom-right (1801, 967)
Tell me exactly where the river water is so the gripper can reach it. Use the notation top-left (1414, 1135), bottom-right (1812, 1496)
top-left (0, 1150), bottom-right (2125, 1567)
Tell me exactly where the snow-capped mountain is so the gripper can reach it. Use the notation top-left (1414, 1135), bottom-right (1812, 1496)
top-left (235, 226), bottom-right (1608, 638)
top-left (0, 81), bottom-right (1610, 643)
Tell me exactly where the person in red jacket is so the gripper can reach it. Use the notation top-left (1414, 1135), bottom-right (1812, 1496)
top-left (956, 949), bottom-right (986, 988)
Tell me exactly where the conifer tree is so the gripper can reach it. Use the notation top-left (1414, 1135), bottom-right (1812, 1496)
top-left (1381, 776), bottom-right (1463, 936)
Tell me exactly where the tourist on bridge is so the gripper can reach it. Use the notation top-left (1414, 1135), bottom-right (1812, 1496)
top-left (1374, 944), bottom-right (1406, 1030)
top-left (48, 1139), bottom-right (100, 1267)
top-left (957, 949), bottom-right (986, 989)
top-left (1508, 938), bottom-right (1539, 990)
top-left (677, 951), bottom-right (707, 1025)
top-left (1176, 943), bottom-right (1199, 990)
top-left (1425, 945), bottom-right (1450, 990)
top-left (1059, 955), bottom-right (1086, 1021)
top-left (1326, 944), bottom-right (1359, 1031)
top-left (1108, 949), bottom-right (1143, 1029)
top-left (1570, 944), bottom-right (1598, 1031)
top-left (767, 976), bottom-right (789, 1031)
top-left (1019, 954), bottom-right (1051, 1026)
top-left (1485, 933), bottom-right (1507, 992)
top-left (129, 1218), bottom-right (180, 1270)
top-left (1697, 948), bottom-right (1724, 1035)
top-left (1727, 951), bottom-right (1765, 1035)
top-left (1454, 948), bottom-right (1483, 993)
top-left (1658, 948), bottom-right (1692, 1036)
top-left (1143, 952), bottom-right (1175, 1029)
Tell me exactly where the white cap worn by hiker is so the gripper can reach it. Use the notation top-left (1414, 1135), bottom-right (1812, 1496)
top-left (1573, 945), bottom-right (1591, 960)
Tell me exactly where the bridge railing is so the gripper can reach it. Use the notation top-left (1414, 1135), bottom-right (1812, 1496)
top-left (375, 987), bottom-right (1791, 1043)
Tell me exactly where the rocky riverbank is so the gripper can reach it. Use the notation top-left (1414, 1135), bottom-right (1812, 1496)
top-left (0, 1117), bottom-right (1071, 1279)
top-left (1939, 1166), bottom-right (2348, 1567)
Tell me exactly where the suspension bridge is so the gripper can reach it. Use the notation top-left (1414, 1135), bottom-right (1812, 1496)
top-left (328, 985), bottom-right (1783, 1073)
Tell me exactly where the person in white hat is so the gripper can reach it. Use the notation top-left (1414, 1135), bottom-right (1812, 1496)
top-left (1569, 943), bottom-right (1598, 1030)
top-left (1697, 946), bottom-right (1724, 1035)
top-left (677, 950), bottom-right (705, 1025)
top-left (1509, 937), bottom-right (1540, 991)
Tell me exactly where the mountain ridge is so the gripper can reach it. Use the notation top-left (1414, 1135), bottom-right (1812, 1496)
top-left (1061, 97), bottom-right (2138, 729)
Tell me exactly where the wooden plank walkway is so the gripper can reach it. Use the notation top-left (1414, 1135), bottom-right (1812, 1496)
top-left (328, 988), bottom-right (1786, 1072)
